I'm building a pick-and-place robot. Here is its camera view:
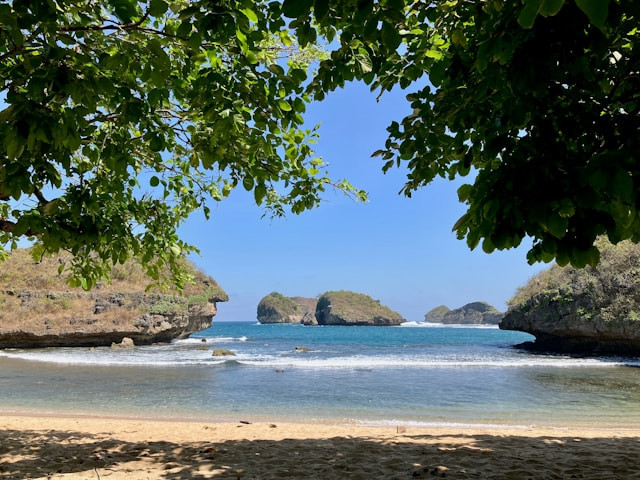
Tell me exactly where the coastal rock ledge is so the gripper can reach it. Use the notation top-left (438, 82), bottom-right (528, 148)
top-left (0, 249), bottom-right (228, 348)
top-left (500, 240), bottom-right (640, 355)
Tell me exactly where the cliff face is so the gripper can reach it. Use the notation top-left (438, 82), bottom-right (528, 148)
top-left (0, 250), bottom-right (227, 348)
top-left (256, 292), bottom-right (317, 324)
top-left (501, 239), bottom-right (640, 354)
top-left (315, 291), bottom-right (404, 326)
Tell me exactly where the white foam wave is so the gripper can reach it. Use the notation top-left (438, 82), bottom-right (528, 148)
top-left (176, 336), bottom-right (248, 344)
top-left (1, 349), bottom-right (635, 369)
top-left (401, 322), bottom-right (500, 329)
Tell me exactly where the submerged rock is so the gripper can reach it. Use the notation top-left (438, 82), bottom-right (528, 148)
top-left (111, 337), bottom-right (134, 349)
top-left (212, 349), bottom-right (236, 357)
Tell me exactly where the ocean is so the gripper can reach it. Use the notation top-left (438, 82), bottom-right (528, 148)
top-left (1, 321), bottom-right (640, 428)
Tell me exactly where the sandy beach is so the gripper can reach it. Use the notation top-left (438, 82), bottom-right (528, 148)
top-left (1, 415), bottom-right (639, 479)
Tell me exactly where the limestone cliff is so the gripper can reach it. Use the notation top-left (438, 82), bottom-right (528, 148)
top-left (315, 291), bottom-right (404, 326)
top-left (501, 239), bottom-right (640, 354)
top-left (0, 249), bottom-right (228, 348)
top-left (256, 292), bottom-right (317, 324)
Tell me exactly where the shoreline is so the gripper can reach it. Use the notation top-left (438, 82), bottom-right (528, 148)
top-left (4, 407), bottom-right (640, 432)
top-left (1, 414), bottom-right (639, 479)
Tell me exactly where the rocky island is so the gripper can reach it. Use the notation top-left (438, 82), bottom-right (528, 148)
top-left (0, 249), bottom-right (227, 348)
top-left (256, 292), bottom-right (317, 324)
top-left (501, 239), bottom-right (640, 355)
top-left (257, 290), bottom-right (404, 326)
top-left (425, 302), bottom-right (503, 325)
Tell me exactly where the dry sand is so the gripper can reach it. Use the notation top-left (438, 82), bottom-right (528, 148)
top-left (1, 414), bottom-right (640, 479)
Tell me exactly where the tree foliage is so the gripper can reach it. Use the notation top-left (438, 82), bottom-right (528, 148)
top-left (2, 0), bottom-right (639, 290)
top-left (292, 0), bottom-right (639, 269)
top-left (0, 0), bottom-right (365, 289)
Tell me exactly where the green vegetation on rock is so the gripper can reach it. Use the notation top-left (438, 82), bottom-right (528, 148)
top-left (424, 305), bottom-right (450, 323)
top-left (256, 292), bottom-right (317, 324)
top-left (315, 290), bottom-right (404, 326)
top-left (502, 239), bottom-right (640, 354)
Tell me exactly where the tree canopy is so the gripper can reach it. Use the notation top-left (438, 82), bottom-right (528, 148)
top-left (0, 0), bottom-right (365, 288)
top-left (1, 0), bottom-right (639, 289)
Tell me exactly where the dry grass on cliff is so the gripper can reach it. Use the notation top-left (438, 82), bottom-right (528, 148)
top-left (0, 293), bottom-right (140, 332)
top-left (0, 248), bottom-right (227, 300)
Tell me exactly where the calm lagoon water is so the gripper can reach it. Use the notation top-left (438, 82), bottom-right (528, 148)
top-left (1, 322), bottom-right (640, 427)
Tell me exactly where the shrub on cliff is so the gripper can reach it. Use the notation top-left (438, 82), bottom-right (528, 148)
top-left (316, 291), bottom-right (404, 325)
top-left (257, 292), bottom-right (300, 319)
top-left (508, 239), bottom-right (640, 323)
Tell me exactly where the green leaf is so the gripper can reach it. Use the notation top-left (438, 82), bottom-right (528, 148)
top-left (149, 136), bottom-right (164, 152)
top-left (240, 7), bottom-right (258, 22)
top-left (517, 0), bottom-right (542, 29)
top-left (381, 22), bottom-right (402, 51)
top-left (381, 0), bottom-right (404, 10)
top-left (149, 0), bottom-right (168, 17)
top-left (547, 213), bottom-right (568, 239)
top-left (169, 244), bottom-right (182, 256)
top-left (278, 100), bottom-right (292, 111)
top-left (282, 0), bottom-right (313, 18)
top-left (575, 0), bottom-right (610, 28)
top-left (314, 0), bottom-right (330, 21)
top-left (150, 176), bottom-right (160, 187)
top-left (457, 184), bottom-right (473, 202)
top-left (243, 176), bottom-right (254, 191)
top-left (539, 0), bottom-right (565, 16)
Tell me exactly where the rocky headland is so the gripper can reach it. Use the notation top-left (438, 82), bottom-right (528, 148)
top-left (256, 293), bottom-right (318, 325)
top-left (257, 290), bottom-right (404, 326)
top-left (424, 302), bottom-right (503, 325)
top-left (501, 239), bottom-right (640, 355)
top-left (0, 249), bottom-right (227, 348)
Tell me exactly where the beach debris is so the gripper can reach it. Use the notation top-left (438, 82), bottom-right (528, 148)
top-left (212, 349), bottom-right (236, 356)
top-left (239, 420), bottom-right (252, 424)
top-left (201, 338), bottom-right (207, 342)
top-left (275, 369), bottom-right (285, 373)
top-left (269, 424), bottom-right (277, 428)
top-left (397, 425), bottom-right (407, 434)
top-left (294, 346), bottom-right (310, 352)
top-left (110, 337), bottom-right (134, 349)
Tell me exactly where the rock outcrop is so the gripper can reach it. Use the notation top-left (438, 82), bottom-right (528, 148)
top-left (0, 249), bottom-right (228, 348)
top-left (315, 291), bottom-right (404, 326)
top-left (424, 305), bottom-right (450, 323)
top-left (443, 302), bottom-right (503, 325)
top-left (425, 303), bottom-right (502, 324)
top-left (257, 292), bottom-right (317, 324)
top-left (500, 239), bottom-right (640, 354)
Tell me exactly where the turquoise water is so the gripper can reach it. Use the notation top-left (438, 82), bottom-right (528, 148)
top-left (1, 322), bottom-right (640, 427)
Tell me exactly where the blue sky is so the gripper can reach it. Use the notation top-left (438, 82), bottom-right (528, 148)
top-left (179, 81), bottom-right (549, 322)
